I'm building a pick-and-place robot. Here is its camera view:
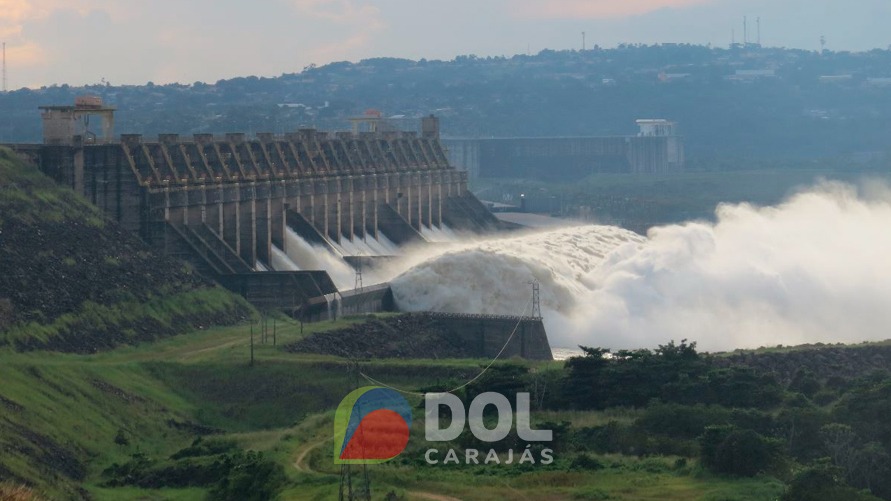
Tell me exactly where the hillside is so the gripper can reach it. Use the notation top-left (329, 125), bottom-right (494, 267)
top-left (0, 147), bottom-right (248, 352)
top-left (5, 315), bottom-right (891, 500)
top-left (3, 45), bottom-right (891, 163)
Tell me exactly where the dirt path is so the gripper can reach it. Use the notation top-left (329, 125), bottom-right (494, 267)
top-left (183, 338), bottom-right (243, 357)
top-left (406, 491), bottom-right (463, 501)
top-left (293, 439), bottom-right (324, 473)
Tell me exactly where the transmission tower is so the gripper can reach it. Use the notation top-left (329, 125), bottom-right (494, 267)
top-left (354, 254), bottom-right (364, 292)
top-left (529, 279), bottom-right (541, 319)
top-left (339, 358), bottom-right (371, 501)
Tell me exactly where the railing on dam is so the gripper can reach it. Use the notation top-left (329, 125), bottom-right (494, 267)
top-left (410, 311), bottom-right (541, 322)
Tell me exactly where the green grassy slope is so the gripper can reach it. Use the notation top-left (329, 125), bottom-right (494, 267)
top-left (0, 147), bottom-right (250, 352)
top-left (0, 318), bottom-right (794, 500)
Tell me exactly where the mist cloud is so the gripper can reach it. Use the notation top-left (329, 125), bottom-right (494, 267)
top-left (390, 181), bottom-right (891, 352)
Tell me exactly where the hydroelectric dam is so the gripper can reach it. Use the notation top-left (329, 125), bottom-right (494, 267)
top-left (4, 99), bottom-right (552, 360)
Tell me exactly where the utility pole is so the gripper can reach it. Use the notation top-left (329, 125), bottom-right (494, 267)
top-left (250, 320), bottom-right (255, 366)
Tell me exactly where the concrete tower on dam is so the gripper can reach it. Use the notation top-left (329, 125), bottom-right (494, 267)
top-left (9, 101), bottom-right (507, 310)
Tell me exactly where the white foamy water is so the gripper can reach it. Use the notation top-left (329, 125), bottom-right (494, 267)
top-left (284, 228), bottom-right (356, 289)
top-left (419, 223), bottom-right (460, 242)
top-left (551, 347), bottom-right (585, 361)
top-left (386, 225), bottom-right (642, 346)
top-left (270, 244), bottom-right (299, 271)
top-left (329, 232), bottom-right (401, 256)
top-left (388, 182), bottom-right (891, 352)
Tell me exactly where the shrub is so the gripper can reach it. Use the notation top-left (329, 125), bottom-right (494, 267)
top-left (699, 426), bottom-right (784, 477)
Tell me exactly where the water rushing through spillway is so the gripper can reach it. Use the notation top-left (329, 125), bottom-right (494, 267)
top-left (387, 225), bottom-right (642, 317)
top-left (387, 182), bottom-right (891, 352)
top-left (283, 228), bottom-right (355, 289)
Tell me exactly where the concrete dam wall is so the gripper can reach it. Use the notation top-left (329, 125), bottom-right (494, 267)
top-left (4, 111), bottom-right (554, 360)
top-left (16, 119), bottom-right (506, 279)
top-left (416, 312), bottom-right (553, 361)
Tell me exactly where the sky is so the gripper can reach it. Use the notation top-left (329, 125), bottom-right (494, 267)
top-left (1, 0), bottom-right (890, 89)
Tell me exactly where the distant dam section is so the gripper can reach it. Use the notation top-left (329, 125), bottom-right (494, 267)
top-left (443, 120), bottom-right (684, 181)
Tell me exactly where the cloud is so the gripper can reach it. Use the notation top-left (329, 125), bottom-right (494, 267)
top-left (0, 1), bottom-right (117, 85)
top-left (292, 0), bottom-right (383, 24)
top-left (290, 0), bottom-right (386, 64)
top-left (390, 181), bottom-right (891, 353)
top-left (4, 42), bottom-right (47, 67)
top-left (514, 0), bottom-right (714, 19)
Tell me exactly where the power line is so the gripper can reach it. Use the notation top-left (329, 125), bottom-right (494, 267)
top-left (360, 298), bottom-right (534, 396)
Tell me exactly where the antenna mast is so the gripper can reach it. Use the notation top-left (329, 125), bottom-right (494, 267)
top-left (757, 17), bottom-right (761, 45)
top-left (2, 42), bottom-right (7, 92)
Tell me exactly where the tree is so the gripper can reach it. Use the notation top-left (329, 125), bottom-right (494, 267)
top-left (782, 462), bottom-right (883, 501)
top-left (560, 346), bottom-right (610, 409)
top-left (789, 368), bottom-right (822, 398)
top-left (821, 423), bottom-right (860, 479)
top-left (700, 425), bottom-right (784, 477)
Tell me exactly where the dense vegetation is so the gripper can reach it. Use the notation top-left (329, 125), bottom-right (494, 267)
top-left (0, 148), bottom-right (249, 351)
top-left (432, 340), bottom-right (891, 500)
top-left (3, 45), bottom-right (891, 163)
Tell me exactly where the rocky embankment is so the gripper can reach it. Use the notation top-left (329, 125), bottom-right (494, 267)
top-left (0, 148), bottom-right (248, 352)
top-left (286, 314), bottom-right (477, 359)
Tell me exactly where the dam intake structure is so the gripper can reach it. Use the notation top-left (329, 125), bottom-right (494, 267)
top-left (4, 99), bottom-right (552, 359)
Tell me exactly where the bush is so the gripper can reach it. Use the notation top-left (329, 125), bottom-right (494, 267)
top-left (569, 453), bottom-right (604, 471)
top-left (781, 464), bottom-right (882, 501)
top-left (699, 426), bottom-right (784, 477)
top-left (208, 451), bottom-right (286, 501)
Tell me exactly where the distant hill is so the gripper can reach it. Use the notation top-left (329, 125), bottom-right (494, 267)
top-left (3, 45), bottom-right (891, 162)
top-left (0, 148), bottom-right (248, 352)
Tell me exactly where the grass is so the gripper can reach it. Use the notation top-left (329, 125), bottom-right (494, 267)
top-left (1, 287), bottom-right (249, 351)
top-left (0, 315), bottom-right (793, 500)
top-left (0, 147), bottom-right (251, 353)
